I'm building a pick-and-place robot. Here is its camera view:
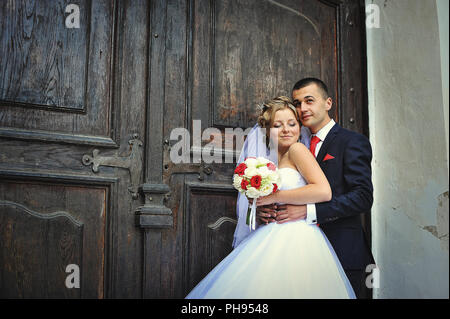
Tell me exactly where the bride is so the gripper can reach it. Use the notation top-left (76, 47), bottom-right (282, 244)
top-left (186, 96), bottom-right (355, 299)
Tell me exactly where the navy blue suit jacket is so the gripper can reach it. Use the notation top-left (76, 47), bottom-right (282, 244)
top-left (315, 123), bottom-right (374, 270)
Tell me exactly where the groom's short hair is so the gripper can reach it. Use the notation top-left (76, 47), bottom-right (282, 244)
top-left (292, 78), bottom-right (329, 99)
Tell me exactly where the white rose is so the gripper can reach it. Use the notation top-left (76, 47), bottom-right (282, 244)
top-left (233, 175), bottom-right (243, 191)
top-left (244, 158), bottom-right (258, 168)
top-left (244, 166), bottom-right (258, 178)
top-left (246, 186), bottom-right (261, 199)
top-left (256, 157), bottom-right (270, 165)
top-left (259, 183), bottom-right (274, 196)
top-left (266, 172), bottom-right (282, 190)
top-left (267, 171), bottom-right (280, 183)
top-left (257, 166), bottom-right (271, 178)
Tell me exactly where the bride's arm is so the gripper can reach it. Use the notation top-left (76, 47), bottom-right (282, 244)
top-left (256, 143), bottom-right (331, 206)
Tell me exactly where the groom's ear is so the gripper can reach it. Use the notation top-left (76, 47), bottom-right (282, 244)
top-left (325, 97), bottom-right (332, 111)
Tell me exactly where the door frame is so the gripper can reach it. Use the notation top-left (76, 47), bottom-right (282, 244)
top-left (319, 0), bottom-right (371, 246)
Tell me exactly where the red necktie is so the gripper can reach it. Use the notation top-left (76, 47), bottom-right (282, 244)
top-left (310, 136), bottom-right (321, 158)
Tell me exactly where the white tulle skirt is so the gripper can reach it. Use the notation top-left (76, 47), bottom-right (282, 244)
top-left (186, 220), bottom-right (355, 299)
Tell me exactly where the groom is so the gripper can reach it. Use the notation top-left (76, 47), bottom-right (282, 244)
top-left (258, 78), bottom-right (375, 298)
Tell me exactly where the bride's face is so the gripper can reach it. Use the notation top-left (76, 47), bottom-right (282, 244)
top-left (271, 108), bottom-right (300, 149)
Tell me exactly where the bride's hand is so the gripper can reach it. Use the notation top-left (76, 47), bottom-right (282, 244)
top-left (256, 194), bottom-right (276, 206)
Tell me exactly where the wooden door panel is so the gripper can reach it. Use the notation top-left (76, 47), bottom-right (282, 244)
top-left (1, 0), bottom-right (88, 110)
top-left (0, 0), bottom-right (117, 145)
top-left (0, 202), bottom-right (83, 298)
top-left (0, 180), bottom-right (107, 298)
top-left (183, 183), bottom-right (237, 293)
top-left (191, 0), bottom-right (338, 130)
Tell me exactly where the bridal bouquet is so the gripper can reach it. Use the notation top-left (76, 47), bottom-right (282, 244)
top-left (233, 157), bottom-right (281, 230)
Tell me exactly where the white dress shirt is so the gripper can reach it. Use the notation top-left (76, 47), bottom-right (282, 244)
top-left (306, 119), bottom-right (336, 224)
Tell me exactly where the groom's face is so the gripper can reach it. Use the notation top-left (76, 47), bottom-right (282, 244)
top-left (292, 84), bottom-right (332, 134)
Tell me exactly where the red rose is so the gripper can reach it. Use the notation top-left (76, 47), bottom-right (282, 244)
top-left (234, 163), bottom-right (247, 176)
top-left (241, 179), bottom-right (249, 190)
top-left (250, 175), bottom-right (262, 189)
top-left (267, 162), bottom-right (276, 171)
top-left (273, 183), bottom-right (278, 192)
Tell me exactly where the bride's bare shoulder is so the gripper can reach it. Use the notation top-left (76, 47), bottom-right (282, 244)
top-left (288, 143), bottom-right (313, 165)
top-left (288, 142), bottom-right (309, 156)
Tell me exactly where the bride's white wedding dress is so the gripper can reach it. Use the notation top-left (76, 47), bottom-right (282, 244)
top-left (186, 167), bottom-right (355, 299)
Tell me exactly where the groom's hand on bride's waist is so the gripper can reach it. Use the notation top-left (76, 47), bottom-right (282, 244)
top-left (256, 204), bottom-right (277, 225)
top-left (255, 203), bottom-right (307, 224)
top-left (274, 204), bottom-right (307, 224)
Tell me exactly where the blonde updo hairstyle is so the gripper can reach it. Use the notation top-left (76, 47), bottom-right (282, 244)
top-left (257, 96), bottom-right (300, 148)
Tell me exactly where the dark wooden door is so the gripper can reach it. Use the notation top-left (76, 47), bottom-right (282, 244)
top-left (0, 0), bottom-right (147, 298)
top-left (0, 0), bottom-right (368, 298)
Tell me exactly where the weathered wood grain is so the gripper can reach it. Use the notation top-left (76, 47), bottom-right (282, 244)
top-left (0, 181), bottom-right (107, 298)
top-left (0, 0), bottom-right (115, 138)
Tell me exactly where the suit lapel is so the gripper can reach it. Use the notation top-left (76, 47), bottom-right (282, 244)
top-left (316, 123), bottom-right (340, 164)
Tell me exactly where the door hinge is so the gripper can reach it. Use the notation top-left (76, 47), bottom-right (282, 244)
top-left (82, 133), bottom-right (143, 199)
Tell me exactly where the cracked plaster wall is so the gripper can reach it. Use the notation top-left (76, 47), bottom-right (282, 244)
top-left (366, 0), bottom-right (449, 298)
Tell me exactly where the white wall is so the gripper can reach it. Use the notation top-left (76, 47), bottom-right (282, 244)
top-left (366, 0), bottom-right (449, 298)
top-left (436, 0), bottom-right (449, 174)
